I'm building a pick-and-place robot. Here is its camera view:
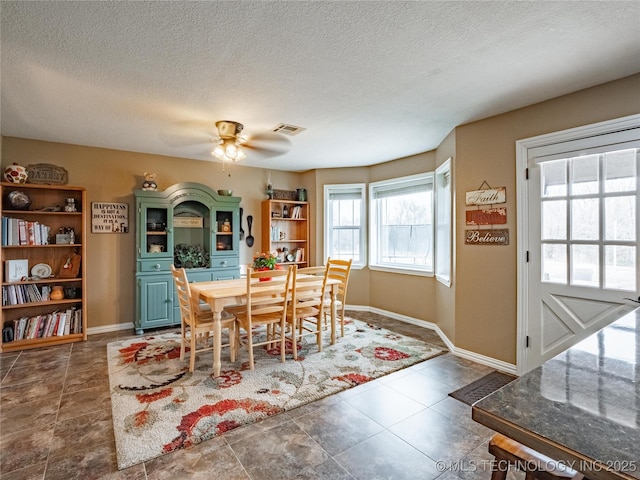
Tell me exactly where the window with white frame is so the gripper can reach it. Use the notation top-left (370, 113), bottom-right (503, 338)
top-left (324, 184), bottom-right (366, 267)
top-left (435, 159), bottom-right (452, 285)
top-left (369, 173), bottom-right (434, 274)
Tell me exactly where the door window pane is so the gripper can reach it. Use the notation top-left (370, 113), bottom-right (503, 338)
top-left (571, 199), bottom-right (599, 240)
top-left (542, 244), bottom-right (567, 284)
top-left (542, 200), bottom-right (566, 240)
top-left (571, 154), bottom-right (599, 195)
top-left (542, 160), bottom-right (567, 197)
top-left (605, 149), bottom-right (637, 192)
top-left (571, 245), bottom-right (599, 287)
top-left (605, 245), bottom-right (636, 291)
top-left (605, 196), bottom-right (635, 241)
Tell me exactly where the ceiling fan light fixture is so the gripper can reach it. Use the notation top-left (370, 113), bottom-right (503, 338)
top-left (211, 121), bottom-right (249, 162)
top-left (212, 138), bottom-right (246, 163)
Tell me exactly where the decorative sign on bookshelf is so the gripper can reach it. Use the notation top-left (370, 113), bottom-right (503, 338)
top-left (26, 163), bottom-right (68, 185)
top-left (91, 202), bottom-right (129, 233)
top-left (272, 189), bottom-right (297, 200)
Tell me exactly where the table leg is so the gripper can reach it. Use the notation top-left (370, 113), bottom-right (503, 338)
top-left (212, 302), bottom-right (223, 377)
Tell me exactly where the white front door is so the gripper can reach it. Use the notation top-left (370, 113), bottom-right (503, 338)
top-left (518, 117), bottom-right (640, 374)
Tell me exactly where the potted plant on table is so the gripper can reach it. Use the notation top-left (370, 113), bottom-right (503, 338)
top-left (252, 252), bottom-right (279, 281)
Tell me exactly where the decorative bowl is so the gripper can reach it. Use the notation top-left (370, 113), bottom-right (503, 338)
top-left (217, 189), bottom-right (233, 196)
top-left (8, 190), bottom-right (31, 209)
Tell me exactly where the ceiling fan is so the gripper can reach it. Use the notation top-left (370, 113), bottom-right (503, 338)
top-left (211, 120), bottom-right (291, 163)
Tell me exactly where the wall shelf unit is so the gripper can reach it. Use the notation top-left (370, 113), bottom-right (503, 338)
top-left (1, 182), bottom-right (87, 353)
top-left (261, 199), bottom-right (309, 267)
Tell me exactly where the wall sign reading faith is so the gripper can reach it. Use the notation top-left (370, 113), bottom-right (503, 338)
top-left (92, 202), bottom-right (129, 233)
top-left (465, 229), bottom-right (509, 245)
top-left (465, 187), bottom-right (506, 206)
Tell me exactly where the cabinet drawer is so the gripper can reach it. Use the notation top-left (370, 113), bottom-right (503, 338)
top-left (185, 270), bottom-right (213, 283)
top-left (139, 259), bottom-right (172, 272)
top-left (210, 256), bottom-right (239, 269)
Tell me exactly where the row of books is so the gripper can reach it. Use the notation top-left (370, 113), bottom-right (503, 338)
top-left (288, 206), bottom-right (304, 219)
top-left (1, 217), bottom-right (51, 246)
top-left (2, 284), bottom-right (52, 306)
top-left (270, 225), bottom-right (285, 241)
top-left (10, 308), bottom-right (82, 341)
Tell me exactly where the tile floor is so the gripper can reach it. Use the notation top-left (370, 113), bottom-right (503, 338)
top-left (0, 311), bottom-right (510, 480)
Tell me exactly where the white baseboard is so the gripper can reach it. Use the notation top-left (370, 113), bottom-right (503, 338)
top-left (349, 304), bottom-right (517, 375)
top-left (87, 322), bottom-right (135, 336)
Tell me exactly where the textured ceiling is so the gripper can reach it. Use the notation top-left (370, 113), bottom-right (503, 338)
top-left (2, 1), bottom-right (639, 171)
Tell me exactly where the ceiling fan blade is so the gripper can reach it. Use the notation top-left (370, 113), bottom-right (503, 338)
top-left (246, 132), bottom-right (291, 147)
top-left (242, 132), bottom-right (291, 157)
top-left (160, 119), bottom-right (216, 147)
top-left (242, 143), bottom-right (290, 158)
top-left (159, 132), bottom-right (213, 148)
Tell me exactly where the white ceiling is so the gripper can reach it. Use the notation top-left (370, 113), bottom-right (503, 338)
top-left (2, 1), bottom-right (639, 172)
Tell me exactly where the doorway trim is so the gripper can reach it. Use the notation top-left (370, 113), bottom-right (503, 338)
top-left (515, 113), bottom-right (640, 375)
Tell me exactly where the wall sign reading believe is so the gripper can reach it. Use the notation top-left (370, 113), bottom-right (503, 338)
top-left (92, 202), bottom-right (129, 233)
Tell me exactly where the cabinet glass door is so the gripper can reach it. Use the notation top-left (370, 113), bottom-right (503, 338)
top-left (213, 208), bottom-right (238, 255)
top-left (140, 204), bottom-right (171, 258)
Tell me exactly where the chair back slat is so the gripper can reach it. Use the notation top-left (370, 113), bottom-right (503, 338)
top-left (326, 257), bottom-right (352, 299)
top-left (246, 266), bottom-right (293, 322)
top-left (291, 270), bottom-right (327, 313)
top-left (171, 264), bottom-right (197, 324)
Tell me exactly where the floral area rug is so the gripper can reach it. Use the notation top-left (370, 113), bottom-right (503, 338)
top-left (107, 318), bottom-right (446, 469)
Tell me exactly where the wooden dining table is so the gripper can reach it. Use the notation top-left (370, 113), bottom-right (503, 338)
top-left (190, 275), bottom-right (341, 377)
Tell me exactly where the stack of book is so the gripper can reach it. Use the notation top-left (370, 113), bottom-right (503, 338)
top-left (1, 217), bottom-right (51, 246)
top-left (10, 308), bottom-right (83, 341)
top-left (289, 206), bottom-right (303, 219)
top-left (2, 284), bottom-right (50, 305)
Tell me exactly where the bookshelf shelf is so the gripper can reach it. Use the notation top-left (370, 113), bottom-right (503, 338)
top-left (261, 199), bottom-right (309, 267)
top-left (1, 182), bottom-right (87, 352)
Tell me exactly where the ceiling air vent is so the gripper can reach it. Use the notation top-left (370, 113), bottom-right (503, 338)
top-left (272, 123), bottom-right (306, 136)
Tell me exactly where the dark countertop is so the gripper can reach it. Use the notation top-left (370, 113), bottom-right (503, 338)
top-left (472, 308), bottom-right (640, 480)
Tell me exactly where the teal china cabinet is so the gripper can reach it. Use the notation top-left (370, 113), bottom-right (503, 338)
top-left (135, 183), bottom-right (240, 334)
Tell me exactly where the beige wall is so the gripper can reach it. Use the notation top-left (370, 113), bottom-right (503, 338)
top-left (2, 73), bottom-right (638, 366)
top-left (453, 73), bottom-right (640, 363)
top-left (1, 139), bottom-right (303, 328)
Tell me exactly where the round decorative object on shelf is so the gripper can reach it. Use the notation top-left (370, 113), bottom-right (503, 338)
top-left (3, 163), bottom-right (28, 183)
top-left (8, 190), bottom-right (31, 210)
top-left (50, 286), bottom-right (65, 301)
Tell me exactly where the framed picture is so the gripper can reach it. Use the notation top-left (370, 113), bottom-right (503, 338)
top-left (92, 202), bottom-right (129, 233)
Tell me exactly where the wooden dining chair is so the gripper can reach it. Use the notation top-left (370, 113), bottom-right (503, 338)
top-left (286, 265), bottom-right (328, 360)
top-left (324, 257), bottom-right (352, 337)
top-left (488, 434), bottom-right (584, 480)
top-left (227, 265), bottom-right (293, 370)
top-left (296, 265), bottom-right (327, 276)
top-left (171, 265), bottom-right (237, 372)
